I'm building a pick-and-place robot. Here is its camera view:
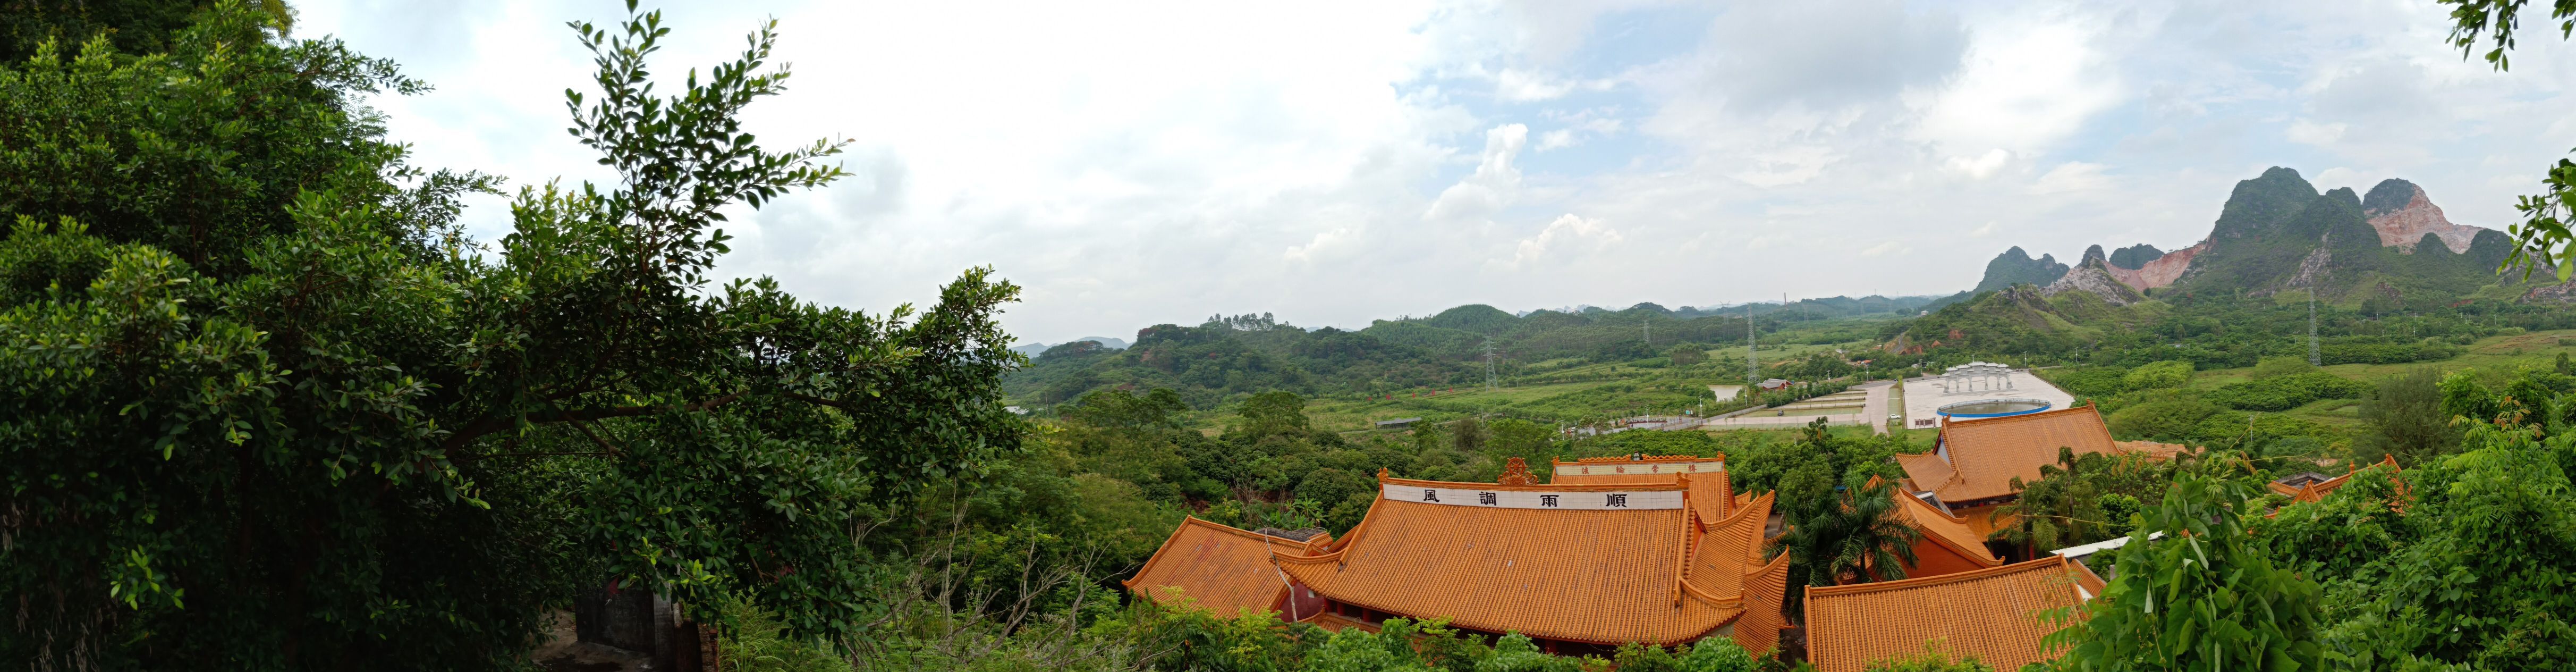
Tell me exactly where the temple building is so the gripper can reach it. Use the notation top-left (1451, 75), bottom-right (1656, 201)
top-left (1880, 477), bottom-right (2004, 577)
top-left (1128, 456), bottom-right (1791, 656)
top-left (1803, 556), bottom-right (2106, 672)
top-left (1123, 518), bottom-right (1331, 618)
top-left (1893, 404), bottom-right (2177, 555)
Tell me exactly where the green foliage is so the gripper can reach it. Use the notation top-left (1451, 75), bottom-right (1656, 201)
top-left (2200, 372), bottom-right (2371, 411)
top-left (2043, 366), bottom-right (2133, 399)
top-left (1063, 388), bottom-right (1190, 430)
top-left (1860, 647), bottom-right (1997, 672)
top-left (2355, 368), bottom-right (2460, 466)
top-left (2121, 360), bottom-right (2193, 390)
top-left (2250, 465), bottom-right (2409, 585)
top-left (2105, 396), bottom-right (2227, 442)
top-left (2045, 469), bottom-right (2327, 672)
top-left (714, 589), bottom-right (856, 672)
top-left (2318, 417), bottom-right (2576, 670)
top-left (1234, 390), bottom-right (1314, 441)
top-left (0, 5), bottom-right (1023, 668)
top-left (1772, 476), bottom-right (1921, 615)
top-left (1613, 639), bottom-right (1762, 672)
top-left (2249, 355), bottom-right (2316, 379)
top-left (1988, 449), bottom-right (2172, 553)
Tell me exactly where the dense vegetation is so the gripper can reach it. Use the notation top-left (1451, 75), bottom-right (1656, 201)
top-left (15, 3), bottom-right (2576, 672)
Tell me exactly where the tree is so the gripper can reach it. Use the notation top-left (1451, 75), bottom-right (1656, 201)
top-left (1, 3), bottom-right (1022, 668)
top-left (1670, 343), bottom-right (1707, 367)
top-left (1989, 447), bottom-right (2104, 556)
top-left (2044, 469), bottom-right (2327, 671)
top-left (1062, 387), bottom-right (1188, 430)
top-left (2355, 367), bottom-right (2460, 465)
top-left (2442, 0), bottom-right (2576, 280)
top-left (1772, 477), bottom-right (1921, 616)
top-left (1232, 390), bottom-right (1310, 441)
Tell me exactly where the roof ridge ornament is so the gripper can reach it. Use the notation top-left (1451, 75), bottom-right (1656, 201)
top-left (1497, 457), bottom-right (1538, 485)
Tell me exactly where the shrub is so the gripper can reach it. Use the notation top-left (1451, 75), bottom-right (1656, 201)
top-left (2251, 355), bottom-right (2317, 379)
top-left (2202, 372), bottom-right (2372, 411)
top-left (2122, 360), bottom-right (2194, 390)
top-left (2107, 398), bottom-right (2225, 441)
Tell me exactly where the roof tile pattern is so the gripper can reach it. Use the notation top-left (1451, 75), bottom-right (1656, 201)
top-left (1901, 405), bottom-right (2121, 503)
top-left (1891, 490), bottom-right (2003, 572)
top-left (1279, 476), bottom-right (1768, 646)
top-left (1125, 518), bottom-right (1297, 616)
top-left (1732, 552), bottom-right (1793, 654)
top-left (1804, 556), bottom-right (2094, 672)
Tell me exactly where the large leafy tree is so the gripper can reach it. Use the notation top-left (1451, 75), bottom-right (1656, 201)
top-left (0, 2), bottom-right (1021, 669)
top-left (2044, 468), bottom-right (2327, 672)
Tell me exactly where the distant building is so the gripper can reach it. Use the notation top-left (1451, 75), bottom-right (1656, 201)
top-left (1373, 417), bottom-right (1423, 430)
top-left (1758, 378), bottom-right (1792, 391)
top-left (1893, 403), bottom-right (2168, 554)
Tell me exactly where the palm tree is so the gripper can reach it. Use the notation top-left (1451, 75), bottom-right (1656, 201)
top-left (1772, 477), bottom-right (1922, 616)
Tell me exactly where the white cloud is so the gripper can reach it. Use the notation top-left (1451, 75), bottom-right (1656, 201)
top-left (1508, 214), bottom-right (1622, 268)
top-left (290, 0), bottom-right (2576, 343)
top-left (1426, 123), bottom-right (1530, 222)
top-left (1914, 14), bottom-right (2124, 155)
top-left (1948, 149), bottom-right (2013, 179)
top-left (2286, 119), bottom-right (2348, 146)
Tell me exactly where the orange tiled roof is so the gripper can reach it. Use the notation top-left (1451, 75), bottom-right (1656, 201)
top-left (1899, 404), bottom-right (2122, 503)
top-left (1552, 455), bottom-right (1728, 484)
top-left (1550, 455), bottom-right (1734, 521)
top-left (1804, 556), bottom-right (2097, 672)
top-left (2266, 456), bottom-right (2404, 518)
top-left (1125, 517), bottom-right (1306, 616)
top-left (1889, 488), bottom-right (2003, 571)
top-left (1300, 611), bottom-right (1381, 633)
top-left (1277, 473), bottom-right (1781, 646)
top-left (2114, 440), bottom-right (2189, 461)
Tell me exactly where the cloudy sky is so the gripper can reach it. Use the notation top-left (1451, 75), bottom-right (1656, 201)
top-left (296, 0), bottom-right (2576, 345)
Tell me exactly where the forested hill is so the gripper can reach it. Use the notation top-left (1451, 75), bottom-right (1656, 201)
top-left (1006, 296), bottom-right (1934, 407)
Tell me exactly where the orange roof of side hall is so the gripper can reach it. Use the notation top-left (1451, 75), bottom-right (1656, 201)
top-left (1896, 404), bottom-right (2124, 503)
top-left (1883, 482), bottom-right (2003, 573)
top-left (1803, 555), bottom-right (2106, 672)
top-left (1124, 517), bottom-right (1328, 617)
top-left (1276, 464), bottom-right (1789, 650)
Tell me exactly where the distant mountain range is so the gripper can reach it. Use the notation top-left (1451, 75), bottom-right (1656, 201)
top-left (1010, 336), bottom-right (1129, 357)
top-left (1962, 167), bottom-right (2545, 307)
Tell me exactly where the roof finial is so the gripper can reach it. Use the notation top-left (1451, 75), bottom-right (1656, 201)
top-left (1497, 457), bottom-right (1537, 485)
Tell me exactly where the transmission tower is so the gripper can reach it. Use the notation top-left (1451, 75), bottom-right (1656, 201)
top-left (1745, 304), bottom-right (1758, 380)
top-left (1482, 337), bottom-right (1499, 390)
top-left (2308, 288), bottom-right (2321, 366)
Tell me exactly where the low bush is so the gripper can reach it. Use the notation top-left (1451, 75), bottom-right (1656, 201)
top-left (2202, 372), bottom-right (2372, 411)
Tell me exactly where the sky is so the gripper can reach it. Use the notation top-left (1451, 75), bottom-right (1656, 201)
top-left (294, 0), bottom-right (2576, 345)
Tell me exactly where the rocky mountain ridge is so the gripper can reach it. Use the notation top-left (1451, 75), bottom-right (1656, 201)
top-left (1965, 168), bottom-right (2521, 304)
